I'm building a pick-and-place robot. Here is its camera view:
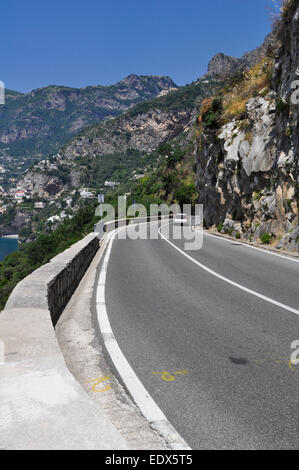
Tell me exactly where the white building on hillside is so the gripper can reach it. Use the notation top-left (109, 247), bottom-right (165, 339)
top-left (15, 189), bottom-right (25, 201)
top-left (80, 188), bottom-right (94, 199)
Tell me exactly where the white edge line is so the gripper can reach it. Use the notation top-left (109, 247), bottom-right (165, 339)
top-left (96, 222), bottom-right (191, 451)
top-left (193, 226), bottom-right (299, 264)
top-left (159, 223), bottom-right (299, 317)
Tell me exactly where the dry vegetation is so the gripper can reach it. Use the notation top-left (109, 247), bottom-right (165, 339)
top-left (221, 57), bottom-right (274, 122)
top-left (272, 0), bottom-right (298, 38)
top-left (219, 0), bottom-right (298, 122)
top-left (196, 0), bottom-right (297, 131)
top-left (197, 56), bottom-right (275, 130)
top-left (220, 0), bottom-right (298, 123)
top-left (281, 0), bottom-right (299, 17)
top-left (269, 0), bottom-right (297, 23)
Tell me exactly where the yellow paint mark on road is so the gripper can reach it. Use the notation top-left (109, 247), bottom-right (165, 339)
top-left (288, 360), bottom-right (299, 373)
top-left (85, 376), bottom-right (112, 392)
top-left (254, 358), bottom-right (299, 373)
top-left (173, 370), bottom-right (188, 376)
top-left (152, 372), bottom-right (175, 382)
top-left (152, 370), bottom-right (189, 382)
top-left (254, 358), bottom-right (289, 364)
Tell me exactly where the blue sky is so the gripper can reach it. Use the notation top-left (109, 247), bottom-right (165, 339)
top-left (1, 0), bottom-right (274, 92)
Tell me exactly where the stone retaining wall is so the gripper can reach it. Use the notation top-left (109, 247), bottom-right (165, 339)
top-left (4, 216), bottom-right (168, 323)
top-left (5, 233), bottom-right (100, 325)
top-left (0, 217), bottom-right (171, 449)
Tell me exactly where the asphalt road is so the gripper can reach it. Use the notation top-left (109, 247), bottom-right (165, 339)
top-left (99, 221), bottom-right (299, 449)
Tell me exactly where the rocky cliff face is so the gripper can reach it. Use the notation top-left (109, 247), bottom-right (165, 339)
top-left (19, 78), bottom-right (221, 198)
top-left (0, 75), bottom-right (177, 173)
top-left (17, 109), bottom-right (192, 198)
top-left (19, 168), bottom-right (66, 199)
top-left (196, 1), bottom-right (299, 252)
top-left (62, 109), bottom-right (192, 160)
top-left (207, 33), bottom-right (276, 78)
top-left (207, 53), bottom-right (240, 77)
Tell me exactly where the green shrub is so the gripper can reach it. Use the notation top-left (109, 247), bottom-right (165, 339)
top-left (276, 98), bottom-right (289, 114)
top-left (166, 147), bottom-right (185, 169)
top-left (202, 97), bottom-right (222, 129)
top-left (253, 190), bottom-right (263, 201)
top-left (158, 142), bottom-right (173, 157)
top-left (260, 233), bottom-right (271, 244)
top-left (174, 183), bottom-right (196, 207)
top-left (259, 88), bottom-right (269, 98)
top-left (217, 223), bottom-right (223, 232)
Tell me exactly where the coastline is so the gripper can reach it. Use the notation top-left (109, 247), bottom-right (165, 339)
top-left (0, 236), bottom-right (19, 261)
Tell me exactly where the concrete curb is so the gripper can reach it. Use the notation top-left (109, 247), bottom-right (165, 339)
top-left (204, 228), bottom-right (299, 260)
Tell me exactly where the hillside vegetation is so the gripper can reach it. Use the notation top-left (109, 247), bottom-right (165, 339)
top-left (0, 75), bottom-right (177, 181)
top-left (0, 203), bottom-right (99, 310)
top-left (128, 140), bottom-right (197, 210)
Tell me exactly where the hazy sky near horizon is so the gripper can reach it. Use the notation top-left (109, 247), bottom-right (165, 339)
top-left (2, 0), bottom-right (275, 92)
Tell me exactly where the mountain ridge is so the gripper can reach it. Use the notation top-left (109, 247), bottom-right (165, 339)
top-left (15, 77), bottom-right (222, 205)
top-left (0, 74), bottom-right (177, 180)
top-left (206, 32), bottom-right (276, 77)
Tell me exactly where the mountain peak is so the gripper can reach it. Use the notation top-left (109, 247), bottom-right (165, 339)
top-left (206, 32), bottom-right (277, 78)
top-left (118, 74), bottom-right (178, 90)
top-left (0, 74), bottom-right (178, 175)
top-left (207, 53), bottom-right (240, 77)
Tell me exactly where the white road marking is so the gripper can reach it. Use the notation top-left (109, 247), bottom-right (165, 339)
top-left (96, 223), bottom-right (191, 450)
top-left (195, 226), bottom-right (299, 264)
top-left (158, 224), bottom-right (299, 317)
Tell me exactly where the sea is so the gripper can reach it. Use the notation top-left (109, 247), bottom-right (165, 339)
top-left (0, 237), bottom-right (19, 261)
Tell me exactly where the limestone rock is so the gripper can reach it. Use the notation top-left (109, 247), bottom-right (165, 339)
top-left (276, 226), bottom-right (299, 252)
top-left (196, 4), bottom-right (299, 251)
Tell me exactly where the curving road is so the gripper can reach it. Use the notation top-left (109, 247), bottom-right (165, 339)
top-left (95, 221), bottom-right (299, 450)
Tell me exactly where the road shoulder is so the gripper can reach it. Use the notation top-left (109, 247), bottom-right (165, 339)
top-left (55, 232), bottom-right (169, 450)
